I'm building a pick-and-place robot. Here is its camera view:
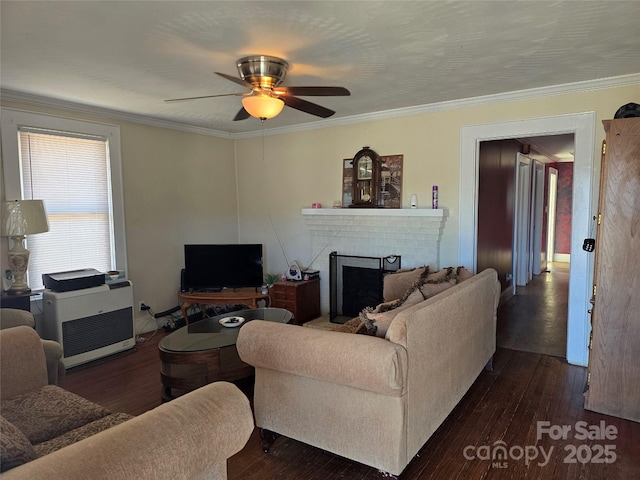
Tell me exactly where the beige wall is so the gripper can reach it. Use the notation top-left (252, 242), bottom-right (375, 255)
top-left (1, 101), bottom-right (237, 329)
top-left (1, 82), bottom-right (638, 327)
top-left (234, 83), bottom-right (639, 283)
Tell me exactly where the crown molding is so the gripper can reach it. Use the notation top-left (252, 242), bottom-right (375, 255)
top-left (2, 73), bottom-right (638, 140)
top-left (247, 73), bottom-right (640, 138)
top-left (0, 90), bottom-right (233, 138)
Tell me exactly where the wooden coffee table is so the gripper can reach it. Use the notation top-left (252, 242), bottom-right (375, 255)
top-left (159, 307), bottom-right (292, 401)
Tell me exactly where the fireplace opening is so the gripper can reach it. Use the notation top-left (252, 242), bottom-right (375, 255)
top-left (342, 266), bottom-right (382, 318)
top-left (330, 252), bottom-right (401, 323)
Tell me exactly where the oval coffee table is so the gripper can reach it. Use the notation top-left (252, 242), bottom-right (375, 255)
top-left (159, 307), bottom-right (292, 401)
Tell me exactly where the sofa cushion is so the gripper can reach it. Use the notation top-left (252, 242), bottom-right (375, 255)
top-left (0, 385), bottom-right (112, 444)
top-left (0, 415), bottom-right (37, 472)
top-left (382, 266), bottom-right (428, 301)
top-left (33, 412), bottom-right (133, 457)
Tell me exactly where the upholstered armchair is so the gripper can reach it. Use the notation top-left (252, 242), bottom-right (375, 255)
top-left (0, 308), bottom-right (65, 384)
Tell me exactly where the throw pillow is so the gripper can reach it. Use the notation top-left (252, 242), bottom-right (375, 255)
top-left (419, 279), bottom-right (457, 298)
top-left (456, 266), bottom-right (474, 283)
top-left (418, 266), bottom-right (457, 298)
top-left (372, 298), bottom-right (402, 313)
top-left (0, 415), bottom-right (37, 472)
top-left (425, 266), bottom-right (455, 282)
top-left (382, 266), bottom-right (429, 302)
top-left (362, 283), bottom-right (427, 338)
top-left (329, 317), bottom-right (375, 335)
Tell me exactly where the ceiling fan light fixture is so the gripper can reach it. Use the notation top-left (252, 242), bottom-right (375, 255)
top-left (242, 94), bottom-right (285, 120)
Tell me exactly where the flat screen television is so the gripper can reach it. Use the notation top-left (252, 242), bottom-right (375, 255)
top-left (183, 244), bottom-right (263, 291)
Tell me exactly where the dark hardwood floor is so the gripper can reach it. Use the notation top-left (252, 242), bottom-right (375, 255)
top-left (497, 262), bottom-right (569, 358)
top-left (61, 280), bottom-right (640, 479)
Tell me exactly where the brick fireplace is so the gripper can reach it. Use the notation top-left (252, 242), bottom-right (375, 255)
top-left (302, 208), bottom-right (446, 314)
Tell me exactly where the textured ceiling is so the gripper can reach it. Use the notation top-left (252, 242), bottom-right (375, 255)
top-left (1, 1), bottom-right (639, 137)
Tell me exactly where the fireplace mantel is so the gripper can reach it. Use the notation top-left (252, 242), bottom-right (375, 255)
top-left (302, 208), bottom-right (447, 314)
top-left (301, 208), bottom-right (445, 217)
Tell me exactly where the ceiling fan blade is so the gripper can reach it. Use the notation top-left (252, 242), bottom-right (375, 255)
top-left (281, 96), bottom-right (335, 118)
top-left (164, 92), bottom-right (247, 103)
top-left (215, 71), bottom-right (254, 89)
top-left (233, 107), bottom-right (251, 121)
top-left (275, 86), bottom-right (350, 97)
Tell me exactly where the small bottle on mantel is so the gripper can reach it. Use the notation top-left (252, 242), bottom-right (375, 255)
top-left (432, 185), bottom-right (439, 209)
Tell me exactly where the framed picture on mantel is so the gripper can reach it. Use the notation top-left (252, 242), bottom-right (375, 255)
top-left (342, 154), bottom-right (403, 208)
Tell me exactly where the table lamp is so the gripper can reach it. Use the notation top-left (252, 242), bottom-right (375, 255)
top-left (1, 200), bottom-right (49, 294)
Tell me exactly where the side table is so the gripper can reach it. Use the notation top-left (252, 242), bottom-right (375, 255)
top-left (0, 291), bottom-right (34, 311)
top-left (270, 279), bottom-right (320, 325)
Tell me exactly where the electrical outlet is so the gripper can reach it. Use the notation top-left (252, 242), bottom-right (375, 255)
top-left (139, 301), bottom-right (147, 311)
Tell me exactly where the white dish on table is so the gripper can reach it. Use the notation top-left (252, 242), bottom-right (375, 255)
top-left (219, 316), bottom-right (245, 327)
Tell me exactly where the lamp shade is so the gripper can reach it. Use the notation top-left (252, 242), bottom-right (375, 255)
top-left (1, 200), bottom-right (49, 236)
top-left (242, 94), bottom-right (285, 119)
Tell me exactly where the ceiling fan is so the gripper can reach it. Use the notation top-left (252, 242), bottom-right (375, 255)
top-left (165, 55), bottom-right (350, 121)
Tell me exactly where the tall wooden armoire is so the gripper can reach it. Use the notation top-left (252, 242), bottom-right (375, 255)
top-left (584, 117), bottom-right (640, 422)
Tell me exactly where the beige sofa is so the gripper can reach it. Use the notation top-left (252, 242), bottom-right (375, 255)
top-left (237, 268), bottom-right (500, 476)
top-left (1, 326), bottom-right (254, 479)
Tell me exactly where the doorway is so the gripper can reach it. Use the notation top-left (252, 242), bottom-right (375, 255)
top-left (459, 112), bottom-right (596, 366)
top-left (477, 141), bottom-right (572, 358)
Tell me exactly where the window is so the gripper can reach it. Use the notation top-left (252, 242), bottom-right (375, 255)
top-left (1, 109), bottom-right (126, 291)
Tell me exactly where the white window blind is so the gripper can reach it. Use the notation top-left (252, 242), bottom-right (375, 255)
top-left (18, 128), bottom-right (114, 291)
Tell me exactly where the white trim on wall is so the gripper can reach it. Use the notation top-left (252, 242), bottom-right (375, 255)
top-left (459, 112), bottom-right (596, 367)
top-left (1, 107), bottom-right (128, 274)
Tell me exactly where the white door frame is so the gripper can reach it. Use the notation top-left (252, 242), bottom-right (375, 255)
top-left (514, 153), bottom-right (533, 287)
top-left (459, 112), bottom-right (596, 367)
top-left (547, 167), bottom-right (559, 265)
top-left (532, 161), bottom-right (546, 275)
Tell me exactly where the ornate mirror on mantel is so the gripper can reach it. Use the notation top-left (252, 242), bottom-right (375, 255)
top-left (349, 146), bottom-right (381, 208)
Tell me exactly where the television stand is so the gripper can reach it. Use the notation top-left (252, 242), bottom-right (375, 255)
top-left (178, 288), bottom-right (271, 324)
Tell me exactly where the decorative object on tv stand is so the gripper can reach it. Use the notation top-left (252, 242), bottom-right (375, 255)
top-left (286, 261), bottom-right (303, 281)
top-left (349, 146), bottom-right (382, 208)
top-left (1, 200), bottom-right (49, 294)
top-left (263, 272), bottom-right (281, 294)
top-left (432, 185), bottom-right (438, 209)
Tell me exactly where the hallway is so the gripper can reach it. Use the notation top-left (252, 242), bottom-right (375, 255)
top-left (496, 262), bottom-right (569, 358)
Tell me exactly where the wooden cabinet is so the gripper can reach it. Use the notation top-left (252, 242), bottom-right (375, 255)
top-left (584, 117), bottom-right (640, 422)
top-left (270, 279), bottom-right (320, 325)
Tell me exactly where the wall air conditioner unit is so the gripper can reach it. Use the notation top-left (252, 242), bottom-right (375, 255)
top-left (42, 281), bottom-right (135, 368)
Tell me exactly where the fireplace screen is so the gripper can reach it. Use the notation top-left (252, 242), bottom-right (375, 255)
top-left (329, 252), bottom-right (401, 323)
